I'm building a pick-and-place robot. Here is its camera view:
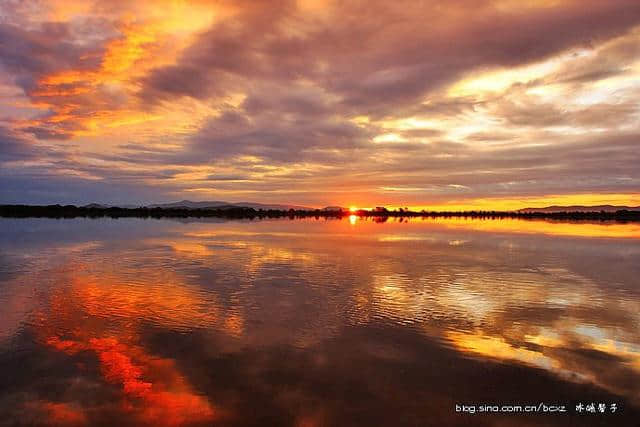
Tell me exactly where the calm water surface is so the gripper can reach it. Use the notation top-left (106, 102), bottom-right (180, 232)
top-left (0, 217), bottom-right (639, 426)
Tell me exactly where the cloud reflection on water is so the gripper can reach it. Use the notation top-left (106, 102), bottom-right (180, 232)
top-left (0, 217), bottom-right (638, 425)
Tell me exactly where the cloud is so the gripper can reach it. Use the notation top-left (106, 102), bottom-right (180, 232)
top-left (0, 21), bottom-right (103, 91)
top-left (0, 127), bottom-right (34, 161)
top-left (140, 0), bottom-right (640, 114)
top-left (0, 127), bottom-right (68, 163)
top-left (0, 0), bottom-right (639, 205)
top-left (188, 104), bottom-right (374, 163)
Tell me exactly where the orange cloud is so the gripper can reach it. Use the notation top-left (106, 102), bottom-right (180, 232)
top-left (18, 3), bottom-right (220, 140)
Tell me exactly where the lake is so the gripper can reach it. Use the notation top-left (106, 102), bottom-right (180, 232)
top-left (0, 217), bottom-right (639, 426)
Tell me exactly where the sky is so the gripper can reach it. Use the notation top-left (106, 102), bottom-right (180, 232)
top-left (1, 0), bottom-right (639, 210)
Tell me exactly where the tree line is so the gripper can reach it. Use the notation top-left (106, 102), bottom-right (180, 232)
top-left (1, 204), bottom-right (639, 222)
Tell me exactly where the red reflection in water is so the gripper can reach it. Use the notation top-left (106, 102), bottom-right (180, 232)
top-left (38, 402), bottom-right (87, 426)
top-left (35, 275), bottom-right (219, 426)
top-left (46, 335), bottom-right (217, 425)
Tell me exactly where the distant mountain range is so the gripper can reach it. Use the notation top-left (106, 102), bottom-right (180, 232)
top-left (81, 201), bottom-right (348, 211)
top-left (518, 205), bottom-right (640, 213)
top-left (83, 203), bottom-right (138, 209)
top-left (147, 200), bottom-right (312, 211)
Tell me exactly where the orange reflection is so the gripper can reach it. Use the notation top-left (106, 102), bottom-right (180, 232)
top-left (446, 331), bottom-right (559, 371)
top-left (224, 314), bottom-right (244, 338)
top-left (445, 323), bottom-right (640, 405)
top-left (46, 335), bottom-right (217, 425)
top-left (317, 215), bottom-right (640, 239)
top-left (349, 214), bottom-right (358, 225)
top-left (33, 272), bottom-right (224, 425)
top-left (28, 401), bottom-right (87, 426)
top-left (47, 402), bottom-right (86, 425)
top-left (431, 217), bottom-right (640, 239)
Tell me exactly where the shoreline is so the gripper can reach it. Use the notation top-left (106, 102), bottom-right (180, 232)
top-left (2, 205), bottom-right (640, 222)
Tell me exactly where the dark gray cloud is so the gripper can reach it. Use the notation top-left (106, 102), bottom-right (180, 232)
top-left (189, 110), bottom-right (373, 163)
top-left (0, 127), bottom-right (68, 162)
top-left (0, 21), bottom-right (104, 92)
top-left (141, 0), bottom-right (640, 116)
top-left (0, 127), bottom-right (33, 161)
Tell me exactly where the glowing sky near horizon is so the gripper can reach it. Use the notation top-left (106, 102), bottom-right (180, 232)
top-left (1, 0), bottom-right (639, 209)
